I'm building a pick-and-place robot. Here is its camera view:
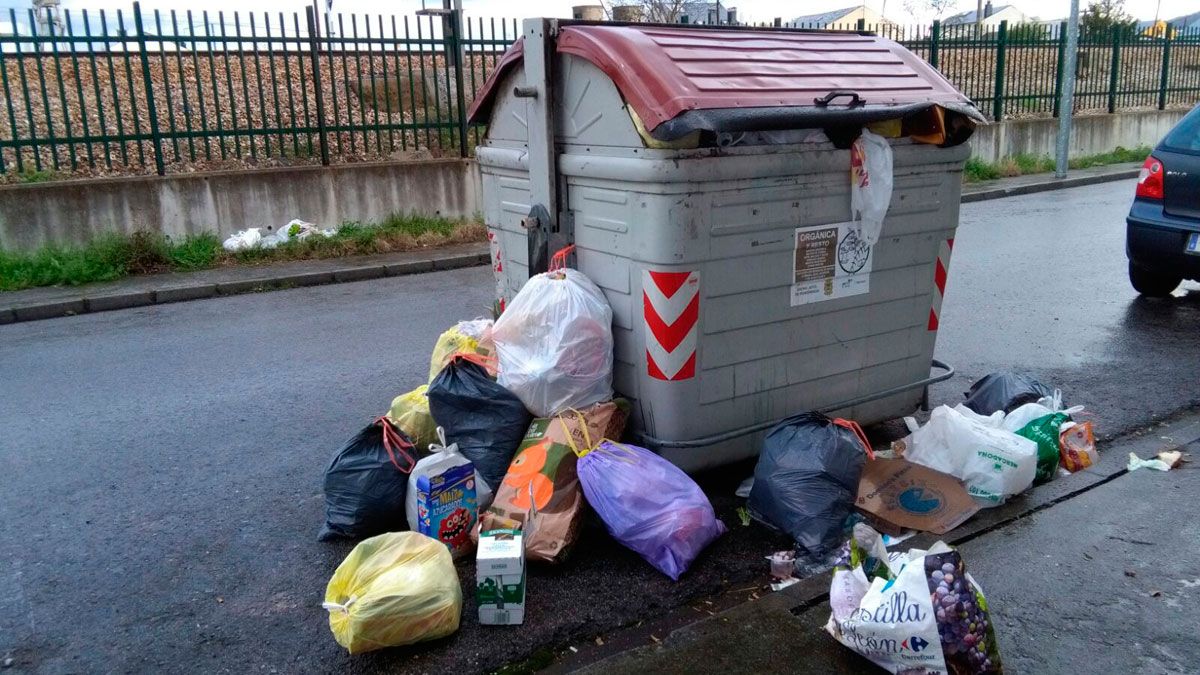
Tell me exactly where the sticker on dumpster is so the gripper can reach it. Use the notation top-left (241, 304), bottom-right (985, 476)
top-left (790, 222), bottom-right (873, 307)
top-left (643, 270), bottom-right (699, 381)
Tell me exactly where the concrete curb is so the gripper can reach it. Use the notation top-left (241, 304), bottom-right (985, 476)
top-left (0, 249), bottom-right (490, 325)
top-left (0, 165), bottom-right (1137, 326)
top-left (961, 167), bottom-right (1139, 203)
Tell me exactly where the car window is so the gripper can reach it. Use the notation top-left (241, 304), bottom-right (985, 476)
top-left (1162, 106), bottom-right (1200, 153)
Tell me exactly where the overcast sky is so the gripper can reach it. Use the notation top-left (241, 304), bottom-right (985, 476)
top-left (2, 0), bottom-right (1194, 28)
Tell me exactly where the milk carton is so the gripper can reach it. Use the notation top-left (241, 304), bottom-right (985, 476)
top-left (476, 529), bottom-right (525, 625)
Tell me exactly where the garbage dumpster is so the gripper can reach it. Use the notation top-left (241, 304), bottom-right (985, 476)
top-left (468, 21), bottom-right (985, 472)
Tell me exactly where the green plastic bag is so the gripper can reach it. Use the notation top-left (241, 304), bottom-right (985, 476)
top-left (1016, 412), bottom-right (1070, 484)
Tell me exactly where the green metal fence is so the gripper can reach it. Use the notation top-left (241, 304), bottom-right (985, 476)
top-left (1, 9), bottom-right (1198, 180)
top-left (0, 4), bottom-right (517, 178)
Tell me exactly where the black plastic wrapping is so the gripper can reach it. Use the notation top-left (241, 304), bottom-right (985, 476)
top-left (318, 419), bottom-right (414, 542)
top-left (962, 371), bottom-right (1055, 415)
top-left (747, 412), bottom-right (869, 554)
top-left (427, 359), bottom-right (532, 493)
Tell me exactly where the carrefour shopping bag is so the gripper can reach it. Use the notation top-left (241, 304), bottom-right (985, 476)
top-left (826, 524), bottom-right (1003, 674)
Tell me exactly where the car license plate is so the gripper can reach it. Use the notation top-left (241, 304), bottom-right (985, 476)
top-left (1188, 233), bottom-right (1200, 255)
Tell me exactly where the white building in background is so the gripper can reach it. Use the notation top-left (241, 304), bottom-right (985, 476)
top-left (679, 1), bottom-right (737, 25)
top-left (942, 1), bottom-right (1028, 30)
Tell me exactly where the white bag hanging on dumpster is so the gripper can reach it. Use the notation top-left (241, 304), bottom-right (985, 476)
top-left (826, 524), bottom-right (1003, 674)
top-left (899, 405), bottom-right (1037, 507)
top-left (850, 128), bottom-right (894, 246)
top-left (492, 260), bottom-right (614, 418)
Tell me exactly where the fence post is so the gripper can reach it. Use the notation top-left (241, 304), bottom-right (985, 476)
top-left (305, 6), bottom-right (330, 166)
top-left (132, 2), bottom-right (165, 175)
top-left (1107, 27), bottom-right (1121, 113)
top-left (1157, 26), bottom-right (1172, 110)
top-left (992, 20), bottom-right (1008, 122)
top-left (1052, 21), bottom-right (1067, 117)
top-left (930, 20), bottom-right (940, 68)
top-left (446, 9), bottom-right (468, 158)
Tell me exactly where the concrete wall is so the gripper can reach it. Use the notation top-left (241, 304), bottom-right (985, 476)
top-left (0, 158), bottom-right (483, 251)
top-left (968, 109), bottom-right (1188, 164)
top-left (0, 109), bottom-right (1187, 251)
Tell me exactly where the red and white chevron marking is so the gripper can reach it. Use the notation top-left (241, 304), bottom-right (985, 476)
top-left (643, 269), bottom-right (700, 381)
top-left (927, 238), bottom-right (954, 331)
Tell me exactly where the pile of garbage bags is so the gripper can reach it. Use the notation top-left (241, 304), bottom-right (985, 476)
top-left (744, 372), bottom-right (1095, 560)
top-left (310, 246), bottom-right (1087, 663)
top-left (732, 372), bottom-right (1094, 671)
top-left (316, 256), bottom-right (726, 653)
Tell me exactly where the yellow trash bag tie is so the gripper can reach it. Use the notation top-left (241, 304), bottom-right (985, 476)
top-left (323, 532), bottom-right (461, 654)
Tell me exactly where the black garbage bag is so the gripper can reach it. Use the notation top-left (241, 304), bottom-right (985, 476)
top-left (427, 356), bottom-right (531, 494)
top-left (962, 371), bottom-right (1055, 415)
top-left (318, 417), bottom-right (417, 542)
top-left (747, 412), bottom-right (872, 554)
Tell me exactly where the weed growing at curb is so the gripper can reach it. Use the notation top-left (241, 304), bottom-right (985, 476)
top-left (0, 214), bottom-right (485, 292)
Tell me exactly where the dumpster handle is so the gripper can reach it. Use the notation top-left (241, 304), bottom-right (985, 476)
top-left (630, 359), bottom-right (954, 451)
top-left (813, 90), bottom-right (865, 108)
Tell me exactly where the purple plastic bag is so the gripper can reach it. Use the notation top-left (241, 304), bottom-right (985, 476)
top-left (578, 441), bottom-right (726, 580)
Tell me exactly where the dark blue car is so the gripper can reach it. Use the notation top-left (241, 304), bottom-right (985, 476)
top-left (1126, 104), bottom-right (1200, 296)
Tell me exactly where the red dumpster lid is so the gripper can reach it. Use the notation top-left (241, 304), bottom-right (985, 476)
top-left (467, 24), bottom-right (982, 140)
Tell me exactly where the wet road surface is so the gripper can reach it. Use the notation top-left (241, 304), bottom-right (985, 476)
top-left (2, 179), bottom-right (1198, 673)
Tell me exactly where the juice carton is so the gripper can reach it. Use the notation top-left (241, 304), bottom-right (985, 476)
top-left (476, 529), bottom-right (525, 625)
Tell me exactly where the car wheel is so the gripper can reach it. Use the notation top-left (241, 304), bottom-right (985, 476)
top-left (1129, 262), bottom-right (1181, 297)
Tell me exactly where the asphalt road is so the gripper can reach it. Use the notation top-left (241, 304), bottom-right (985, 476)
top-left (2, 180), bottom-right (1198, 673)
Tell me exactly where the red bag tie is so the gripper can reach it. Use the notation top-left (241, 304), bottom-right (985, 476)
top-left (448, 350), bottom-right (500, 375)
top-left (375, 416), bottom-right (416, 473)
top-left (548, 244), bottom-right (576, 272)
top-left (833, 418), bottom-right (875, 460)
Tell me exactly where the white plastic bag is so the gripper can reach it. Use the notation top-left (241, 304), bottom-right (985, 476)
top-left (406, 429), bottom-right (491, 544)
top-left (826, 525), bottom-right (1003, 674)
top-left (222, 227), bottom-right (265, 251)
top-left (850, 128), bottom-right (894, 246)
top-left (492, 267), bottom-right (614, 417)
top-left (952, 403), bottom-right (1005, 428)
top-left (900, 405), bottom-right (1037, 506)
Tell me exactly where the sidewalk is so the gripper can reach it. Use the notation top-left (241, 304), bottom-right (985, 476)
top-left (960, 161), bottom-right (1140, 203)
top-left (0, 163), bottom-right (1140, 325)
top-left (551, 409), bottom-right (1200, 675)
top-left (0, 242), bottom-right (489, 324)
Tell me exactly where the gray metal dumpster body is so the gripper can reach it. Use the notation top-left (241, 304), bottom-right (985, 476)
top-left (469, 22), bottom-right (983, 472)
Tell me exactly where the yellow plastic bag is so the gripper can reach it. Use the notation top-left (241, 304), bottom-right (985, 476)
top-left (323, 532), bottom-right (461, 654)
top-left (386, 385), bottom-right (439, 450)
top-left (429, 320), bottom-right (494, 382)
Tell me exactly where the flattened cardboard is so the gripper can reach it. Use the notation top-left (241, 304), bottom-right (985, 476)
top-left (855, 458), bottom-right (979, 535)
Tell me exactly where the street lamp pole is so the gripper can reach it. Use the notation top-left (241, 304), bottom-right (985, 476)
top-left (1055, 0), bottom-right (1080, 178)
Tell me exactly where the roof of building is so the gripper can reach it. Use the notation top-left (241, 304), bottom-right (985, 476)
top-left (788, 6), bottom-right (860, 26)
top-left (942, 5), bottom-right (1021, 25)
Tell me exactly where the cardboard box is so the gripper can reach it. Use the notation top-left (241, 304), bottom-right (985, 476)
top-left (415, 460), bottom-right (477, 557)
top-left (855, 458), bottom-right (980, 535)
top-left (477, 529), bottom-right (525, 625)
